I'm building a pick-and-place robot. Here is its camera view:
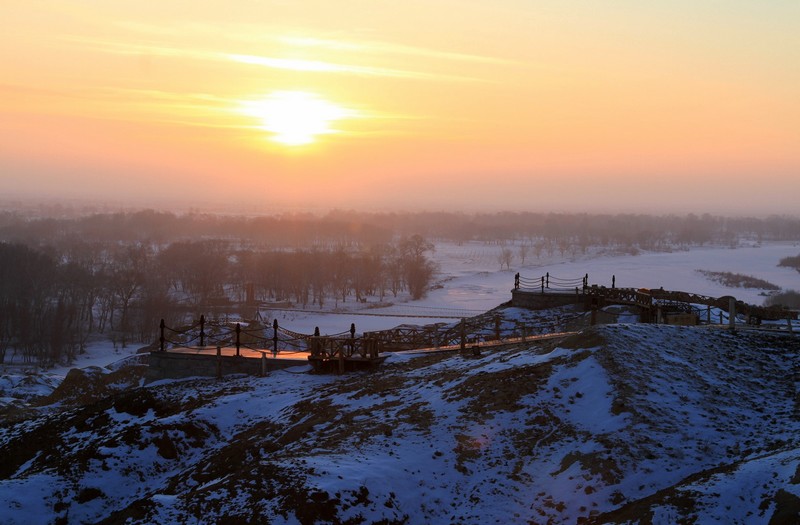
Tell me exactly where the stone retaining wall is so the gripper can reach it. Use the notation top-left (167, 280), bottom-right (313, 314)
top-left (511, 290), bottom-right (586, 310)
top-left (147, 351), bottom-right (303, 381)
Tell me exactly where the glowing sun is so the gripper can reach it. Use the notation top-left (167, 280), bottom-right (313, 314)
top-left (240, 91), bottom-right (350, 146)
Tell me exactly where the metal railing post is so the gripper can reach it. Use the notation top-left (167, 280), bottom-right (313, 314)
top-left (235, 323), bottom-right (241, 357)
top-left (272, 319), bottom-right (278, 357)
top-left (349, 323), bottom-right (356, 358)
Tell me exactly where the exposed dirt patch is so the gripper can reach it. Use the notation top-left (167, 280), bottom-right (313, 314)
top-left (37, 365), bottom-right (148, 408)
top-left (557, 328), bottom-right (607, 350)
top-left (328, 370), bottom-right (411, 399)
top-left (446, 361), bottom-right (554, 420)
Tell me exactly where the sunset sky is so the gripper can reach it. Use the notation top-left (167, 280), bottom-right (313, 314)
top-left (2, 1), bottom-right (798, 215)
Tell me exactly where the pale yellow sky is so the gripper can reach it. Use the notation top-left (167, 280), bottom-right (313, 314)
top-left (1, 1), bottom-right (799, 214)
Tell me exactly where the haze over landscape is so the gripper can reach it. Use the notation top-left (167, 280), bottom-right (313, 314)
top-left (2, 1), bottom-right (799, 214)
top-left (2, 3), bottom-right (800, 524)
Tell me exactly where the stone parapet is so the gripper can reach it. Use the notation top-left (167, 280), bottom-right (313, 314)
top-left (511, 289), bottom-right (586, 310)
top-left (147, 351), bottom-right (302, 381)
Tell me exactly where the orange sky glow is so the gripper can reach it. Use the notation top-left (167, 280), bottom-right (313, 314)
top-left (1, 1), bottom-right (799, 215)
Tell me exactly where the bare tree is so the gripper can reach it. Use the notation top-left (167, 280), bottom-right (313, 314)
top-left (399, 235), bottom-right (436, 300)
top-left (498, 246), bottom-right (514, 271)
top-left (518, 243), bottom-right (529, 265)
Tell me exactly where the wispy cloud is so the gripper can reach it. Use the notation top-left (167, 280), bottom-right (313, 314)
top-left (0, 79), bottom-right (240, 127)
top-left (63, 36), bottom-right (485, 82)
top-left (226, 53), bottom-right (484, 82)
top-left (111, 20), bottom-right (516, 67)
top-left (62, 36), bottom-right (218, 61)
top-left (277, 35), bottom-right (519, 66)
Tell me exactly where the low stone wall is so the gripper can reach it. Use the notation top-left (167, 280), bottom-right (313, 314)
top-left (511, 290), bottom-right (586, 310)
top-left (664, 313), bottom-right (699, 326)
top-left (147, 351), bottom-right (303, 382)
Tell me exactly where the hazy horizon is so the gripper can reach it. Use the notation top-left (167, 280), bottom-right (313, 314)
top-left (3, 193), bottom-right (799, 222)
top-left (2, 2), bottom-right (799, 216)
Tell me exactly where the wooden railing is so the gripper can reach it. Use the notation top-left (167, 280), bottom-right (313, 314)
top-left (308, 336), bottom-right (382, 360)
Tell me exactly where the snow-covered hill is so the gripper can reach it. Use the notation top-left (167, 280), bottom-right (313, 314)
top-left (0, 321), bottom-right (798, 524)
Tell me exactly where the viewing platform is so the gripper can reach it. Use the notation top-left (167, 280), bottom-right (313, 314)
top-left (511, 272), bottom-right (797, 324)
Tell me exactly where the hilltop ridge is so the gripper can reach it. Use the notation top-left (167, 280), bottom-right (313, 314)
top-left (0, 323), bottom-right (798, 524)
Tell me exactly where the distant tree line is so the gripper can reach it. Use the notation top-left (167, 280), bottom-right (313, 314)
top-left (2, 209), bottom-right (798, 251)
top-left (765, 291), bottom-right (800, 309)
top-left (0, 234), bottom-right (436, 368)
top-left (695, 270), bottom-right (780, 291)
top-left (778, 254), bottom-right (800, 273)
top-left (770, 254), bottom-right (800, 309)
top-left (0, 209), bottom-right (393, 248)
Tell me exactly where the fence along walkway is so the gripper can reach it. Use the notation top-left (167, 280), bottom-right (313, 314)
top-left (260, 304), bottom-right (486, 319)
top-left (155, 302), bottom-right (594, 374)
top-left (515, 272), bottom-right (588, 293)
top-left (158, 315), bottom-right (387, 373)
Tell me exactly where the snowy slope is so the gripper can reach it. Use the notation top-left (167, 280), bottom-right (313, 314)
top-left (0, 320), bottom-right (797, 524)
